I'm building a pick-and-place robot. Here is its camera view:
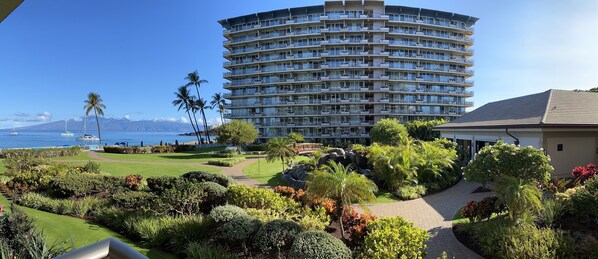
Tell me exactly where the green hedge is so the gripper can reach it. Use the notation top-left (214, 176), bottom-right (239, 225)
top-left (242, 144), bottom-right (268, 152)
top-left (358, 216), bottom-right (429, 259)
top-left (208, 157), bottom-right (246, 167)
top-left (48, 174), bottom-right (126, 198)
top-left (102, 146), bottom-right (152, 154)
top-left (151, 145), bottom-right (174, 153)
top-left (290, 231), bottom-right (351, 259)
top-left (227, 185), bottom-right (298, 213)
top-left (0, 146), bottom-right (81, 158)
top-left (181, 171), bottom-right (235, 187)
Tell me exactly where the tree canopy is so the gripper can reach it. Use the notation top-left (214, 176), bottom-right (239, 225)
top-left (404, 119), bottom-right (445, 141)
top-left (369, 118), bottom-right (409, 146)
top-left (216, 120), bottom-right (258, 153)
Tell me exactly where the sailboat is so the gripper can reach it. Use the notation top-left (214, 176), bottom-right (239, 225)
top-left (10, 129), bottom-right (17, 136)
top-left (61, 120), bottom-right (74, 137)
top-left (76, 116), bottom-right (100, 141)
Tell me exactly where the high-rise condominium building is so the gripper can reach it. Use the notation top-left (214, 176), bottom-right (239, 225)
top-left (219, 0), bottom-right (477, 145)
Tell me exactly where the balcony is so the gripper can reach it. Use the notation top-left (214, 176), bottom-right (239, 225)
top-left (380, 110), bottom-right (390, 114)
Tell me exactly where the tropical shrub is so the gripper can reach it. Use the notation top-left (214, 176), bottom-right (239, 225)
top-left (537, 198), bottom-right (567, 227)
top-left (124, 174), bottom-right (143, 191)
top-left (207, 157), bottom-right (246, 167)
top-left (0, 175), bottom-right (12, 185)
top-left (460, 218), bottom-right (575, 259)
top-left (416, 139), bottom-right (457, 184)
top-left (48, 174), bottom-right (125, 198)
top-left (299, 193), bottom-right (337, 217)
top-left (463, 141), bottom-right (552, 186)
top-left (219, 216), bottom-right (262, 254)
top-left (245, 207), bottom-right (329, 231)
top-left (182, 171), bottom-right (235, 187)
top-left (273, 186), bottom-right (305, 202)
top-left (571, 164), bottom-right (597, 182)
top-left (173, 144), bottom-right (195, 152)
top-left (290, 231), bottom-right (351, 259)
top-left (306, 161), bottom-right (377, 238)
top-left (342, 206), bottom-right (377, 247)
top-left (404, 119), bottom-right (445, 141)
top-left (358, 216), bottom-right (429, 259)
top-left (197, 181), bottom-right (228, 208)
top-left (82, 161), bottom-right (101, 174)
top-left (369, 118), bottom-right (409, 145)
top-left (460, 196), bottom-right (505, 222)
top-left (254, 219), bottom-right (302, 256)
top-left (367, 143), bottom-right (421, 190)
top-left (5, 159), bottom-right (71, 192)
top-left (569, 176), bottom-right (598, 222)
top-left (111, 191), bottom-right (155, 211)
top-left (209, 205), bottom-right (248, 224)
top-left (495, 176), bottom-right (543, 221)
top-left (146, 176), bottom-right (179, 193)
top-left (0, 206), bottom-right (70, 258)
top-left (158, 181), bottom-right (205, 215)
top-left (395, 185), bottom-right (427, 200)
top-left (227, 185), bottom-right (298, 212)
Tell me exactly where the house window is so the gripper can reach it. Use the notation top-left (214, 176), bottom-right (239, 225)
top-left (557, 144), bottom-right (563, 151)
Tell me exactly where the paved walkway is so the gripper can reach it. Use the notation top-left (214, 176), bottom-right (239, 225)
top-left (366, 181), bottom-right (492, 258)
top-left (77, 151), bottom-right (489, 258)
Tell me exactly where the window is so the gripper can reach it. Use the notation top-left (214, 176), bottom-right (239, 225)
top-left (557, 144), bottom-right (563, 151)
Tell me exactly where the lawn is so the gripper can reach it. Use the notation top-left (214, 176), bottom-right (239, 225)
top-left (0, 194), bottom-right (174, 259)
top-left (96, 146), bottom-right (226, 163)
top-left (73, 161), bottom-right (222, 177)
top-left (373, 189), bottom-right (401, 203)
top-left (242, 156), bottom-right (309, 187)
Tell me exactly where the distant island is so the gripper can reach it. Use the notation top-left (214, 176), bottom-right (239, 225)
top-left (0, 118), bottom-right (196, 132)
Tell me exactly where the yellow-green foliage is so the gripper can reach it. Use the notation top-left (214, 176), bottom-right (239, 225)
top-left (207, 157), bottom-right (246, 167)
top-left (358, 216), bottom-right (429, 259)
top-left (227, 185), bottom-right (299, 212)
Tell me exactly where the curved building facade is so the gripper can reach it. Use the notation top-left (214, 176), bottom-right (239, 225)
top-left (219, 0), bottom-right (477, 145)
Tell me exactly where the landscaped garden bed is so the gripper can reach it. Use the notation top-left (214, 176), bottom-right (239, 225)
top-left (452, 142), bottom-right (598, 259)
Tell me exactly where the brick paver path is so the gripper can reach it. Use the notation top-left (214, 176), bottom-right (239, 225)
top-left (77, 151), bottom-right (490, 258)
top-left (366, 180), bottom-right (492, 258)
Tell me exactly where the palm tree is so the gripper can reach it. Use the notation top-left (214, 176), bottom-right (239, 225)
top-left (194, 98), bottom-right (211, 143)
top-left (185, 71), bottom-right (208, 142)
top-left (211, 92), bottom-right (227, 125)
top-left (83, 92), bottom-right (106, 143)
top-left (173, 86), bottom-right (201, 144)
top-left (495, 175), bottom-right (543, 221)
top-left (306, 161), bottom-right (378, 239)
top-left (188, 95), bottom-right (205, 143)
top-left (287, 132), bottom-right (304, 151)
top-left (266, 137), bottom-right (296, 171)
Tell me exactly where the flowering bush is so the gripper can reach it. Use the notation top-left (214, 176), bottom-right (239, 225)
top-left (463, 141), bottom-right (552, 186)
top-left (572, 164), bottom-right (597, 182)
top-left (125, 175), bottom-right (143, 191)
top-left (299, 192), bottom-right (337, 217)
top-left (358, 216), bottom-right (429, 259)
top-left (342, 206), bottom-right (377, 247)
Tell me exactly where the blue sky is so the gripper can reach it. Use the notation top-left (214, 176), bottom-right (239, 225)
top-left (0, 0), bottom-right (596, 129)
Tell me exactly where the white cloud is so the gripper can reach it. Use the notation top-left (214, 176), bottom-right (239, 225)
top-left (124, 114), bottom-right (130, 120)
top-left (13, 112), bottom-right (29, 117)
top-left (180, 117), bottom-right (189, 123)
top-left (35, 112), bottom-right (52, 122)
top-left (12, 111), bottom-right (52, 122)
top-left (206, 117), bottom-right (224, 126)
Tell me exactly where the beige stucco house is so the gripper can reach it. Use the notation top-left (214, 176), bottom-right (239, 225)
top-left (436, 89), bottom-right (598, 177)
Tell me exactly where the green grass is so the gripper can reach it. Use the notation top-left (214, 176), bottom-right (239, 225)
top-left (0, 159), bottom-right (4, 175)
top-left (73, 162), bottom-right (222, 177)
top-left (373, 189), bottom-right (401, 203)
top-left (242, 156), bottom-right (309, 187)
top-left (96, 147), bottom-right (227, 163)
top-left (0, 194), bottom-right (174, 258)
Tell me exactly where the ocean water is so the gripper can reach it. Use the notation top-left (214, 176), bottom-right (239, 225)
top-left (0, 131), bottom-right (214, 149)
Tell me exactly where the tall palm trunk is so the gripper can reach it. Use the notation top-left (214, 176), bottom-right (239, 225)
top-left (186, 110), bottom-right (201, 144)
top-left (94, 109), bottom-right (101, 143)
top-left (200, 108), bottom-right (211, 143)
top-left (191, 110), bottom-right (204, 144)
top-left (219, 109), bottom-right (224, 125)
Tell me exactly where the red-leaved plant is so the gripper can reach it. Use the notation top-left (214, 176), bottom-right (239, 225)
top-left (342, 206), bottom-right (377, 247)
top-left (125, 175), bottom-right (143, 191)
top-left (572, 164), bottom-right (597, 183)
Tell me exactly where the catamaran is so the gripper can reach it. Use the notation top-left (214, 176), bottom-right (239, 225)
top-left (61, 120), bottom-right (74, 137)
top-left (9, 130), bottom-right (17, 136)
top-left (76, 116), bottom-right (100, 141)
